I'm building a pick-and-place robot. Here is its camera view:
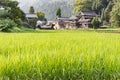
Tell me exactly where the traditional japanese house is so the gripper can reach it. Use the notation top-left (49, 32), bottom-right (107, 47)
top-left (53, 11), bottom-right (98, 29)
top-left (78, 11), bottom-right (97, 28)
top-left (25, 13), bottom-right (38, 28)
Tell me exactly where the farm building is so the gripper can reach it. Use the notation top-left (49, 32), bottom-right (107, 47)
top-left (53, 17), bottom-right (79, 29)
top-left (25, 13), bottom-right (38, 28)
top-left (53, 11), bottom-right (98, 29)
top-left (78, 11), bottom-right (97, 28)
top-left (25, 13), bottom-right (38, 23)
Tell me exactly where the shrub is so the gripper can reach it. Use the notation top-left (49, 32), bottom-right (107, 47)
top-left (91, 17), bottom-right (99, 29)
top-left (0, 19), bottom-right (17, 32)
top-left (14, 18), bottom-right (22, 25)
top-left (0, 10), bottom-right (9, 19)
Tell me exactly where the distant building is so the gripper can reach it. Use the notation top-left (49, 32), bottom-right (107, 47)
top-left (53, 11), bottom-right (98, 29)
top-left (53, 17), bottom-right (70, 29)
top-left (25, 13), bottom-right (38, 29)
top-left (78, 11), bottom-right (97, 28)
top-left (25, 13), bottom-right (38, 22)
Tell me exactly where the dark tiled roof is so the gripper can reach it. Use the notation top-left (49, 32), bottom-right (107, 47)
top-left (57, 17), bottom-right (69, 20)
top-left (80, 11), bottom-right (97, 16)
top-left (69, 16), bottom-right (78, 20)
top-left (25, 13), bottom-right (38, 18)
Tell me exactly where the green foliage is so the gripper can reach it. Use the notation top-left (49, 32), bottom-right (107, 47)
top-left (0, 0), bottom-right (9, 7)
top-left (73, 0), bottom-right (120, 27)
top-left (0, 19), bottom-right (17, 32)
top-left (73, 0), bottom-right (113, 22)
top-left (14, 18), bottom-right (22, 25)
top-left (7, 1), bottom-right (18, 8)
top-left (110, 0), bottom-right (120, 27)
top-left (29, 6), bottom-right (35, 14)
top-left (36, 11), bottom-right (45, 21)
top-left (0, 10), bottom-right (9, 18)
top-left (56, 8), bottom-right (61, 18)
top-left (8, 7), bottom-right (21, 19)
top-left (73, 0), bottom-right (93, 13)
top-left (8, 7), bottom-right (25, 25)
top-left (73, 0), bottom-right (113, 13)
top-left (101, 8), bottom-right (105, 21)
top-left (103, 1), bottom-right (113, 22)
top-left (0, 0), bottom-right (18, 9)
top-left (0, 0), bottom-right (25, 25)
top-left (92, 0), bottom-right (101, 11)
top-left (91, 17), bottom-right (99, 29)
top-left (0, 31), bottom-right (119, 80)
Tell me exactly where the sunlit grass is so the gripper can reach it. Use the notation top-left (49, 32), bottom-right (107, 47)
top-left (0, 31), bottom-right (120, 80)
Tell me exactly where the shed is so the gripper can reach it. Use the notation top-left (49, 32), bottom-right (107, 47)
top-left (25, 13), bottom-right (38, 29)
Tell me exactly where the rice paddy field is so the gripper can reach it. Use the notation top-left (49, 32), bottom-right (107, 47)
top-left (0, 30), bottom-right (120, 80)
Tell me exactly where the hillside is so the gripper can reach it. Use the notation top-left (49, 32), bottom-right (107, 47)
top-left (18, 0), bottom-right (75, 20)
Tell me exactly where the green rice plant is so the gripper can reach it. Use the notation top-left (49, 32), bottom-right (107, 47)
top-left (0, 30), bottom-right (120, 80)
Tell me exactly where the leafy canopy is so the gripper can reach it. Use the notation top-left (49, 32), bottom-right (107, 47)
top-left (29, 6), bottom-right (35, 14)
top-left (110, 0), bottom-right (120, 27)
top-left (56, 8), bottom-right (61, 18)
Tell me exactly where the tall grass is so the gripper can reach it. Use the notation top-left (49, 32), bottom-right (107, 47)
top-left (0, 31), bottom-right (120, 80)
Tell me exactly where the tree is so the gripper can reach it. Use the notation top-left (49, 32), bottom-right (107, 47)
top-left (73, 0), bottom-right (113, 13)
top-left (0, 0), bottom-right (9, 7)
top-left (8, 7), bottom-right (25, 25)
top-left (56, 8), bottom-right (61, 18)
top-left (36, 11), bottom-right (45, 20)
top-left (0, 0), bottom-right (19, 10)
top-left (73, 0), bottom-right (93, 13)
top-left (91, 17), bottom-right (99, 29)
top-left (0, 19), bottom-right (17, 32)
top-left (29, 6), bottom-right (35, 14)
top-left (102, 1), bottom-right (113, 22)
top-left (0, 0), bottom-right (25, 25)
top-left (7, 1), bottom-right (25, 25)
top-left (7, 1), bottom-right (18, 8)
top-left (92, 0), bottom-right (101, 11)
top-left (110, 0), bottom-right (120, 27)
